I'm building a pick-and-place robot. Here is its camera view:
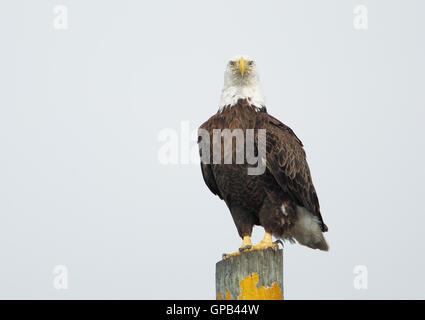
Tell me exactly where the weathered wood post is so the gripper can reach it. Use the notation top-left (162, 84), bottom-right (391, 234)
top-left (216, 248), bottom-right (283, 300)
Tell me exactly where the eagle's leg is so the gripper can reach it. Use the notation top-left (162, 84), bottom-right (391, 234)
top-left (250, 232), bottom-right (280, 251)
top-left (223, 207), bottom-right (257, 259)
top-left (239, 235), bottom-right (253, 251)
top-left (223, 236), bottom-right (252, 259)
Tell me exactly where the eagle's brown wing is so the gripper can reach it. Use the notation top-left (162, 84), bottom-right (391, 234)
top-left (200, 162), bottom-right (223, 200)
top-left (198, 118), bottom-right (224, 200)
top-left (261, 113), bottom-right (328, 232)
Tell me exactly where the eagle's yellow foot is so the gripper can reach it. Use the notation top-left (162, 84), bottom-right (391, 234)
top-left (223, 234), bottom-right (281, 259)
top-left (249, 232), bottom-right (281, 252)
top-left (223, 235), bottom-right (252, 259)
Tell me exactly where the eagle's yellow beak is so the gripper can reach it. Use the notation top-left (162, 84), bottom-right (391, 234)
top-left (238, 58), bottom-right (247, 77)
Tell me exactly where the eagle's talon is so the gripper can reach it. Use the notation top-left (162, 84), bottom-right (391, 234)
top-left (275, 240), bottom-right (283, 249)
top-left (223, 250), bottom-right (242, 259)
top-left (239, 245), bottom-right (252, 252)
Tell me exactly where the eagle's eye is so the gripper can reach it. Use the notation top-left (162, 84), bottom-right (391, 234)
top-left (248, 61), bottom-right (254, 66)
top-left (229, 61), bottom-right (236, 66)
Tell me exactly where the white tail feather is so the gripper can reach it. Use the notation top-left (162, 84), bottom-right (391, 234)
top-left (292, 206), bottom-right (329, 251)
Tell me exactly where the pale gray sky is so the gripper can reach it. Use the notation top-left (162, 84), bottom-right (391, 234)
top-left (0, 0), bottom-right (424, 299)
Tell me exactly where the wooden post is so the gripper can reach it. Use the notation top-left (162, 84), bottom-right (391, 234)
top-left (216, 248), bottom-right (283, 300)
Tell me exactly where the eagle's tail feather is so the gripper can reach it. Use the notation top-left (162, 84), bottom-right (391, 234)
top-left (307, 233), bottom-right (329, 251)
top-left (292, 206), bottom-right (330, 251)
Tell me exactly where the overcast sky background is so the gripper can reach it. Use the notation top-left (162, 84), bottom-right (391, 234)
top-left (0, 0), bottom-right (424, 299)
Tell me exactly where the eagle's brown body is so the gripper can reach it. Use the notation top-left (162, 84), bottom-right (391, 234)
top-left (199, 99), bottom-right (328, 250)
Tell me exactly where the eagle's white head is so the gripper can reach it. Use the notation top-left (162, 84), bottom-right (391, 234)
top-left (220, 54), bottom-right (265, 110)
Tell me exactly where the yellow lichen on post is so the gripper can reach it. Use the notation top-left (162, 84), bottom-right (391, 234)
top-left (238, 273), bottom-right (282, 300)
top-left (216, 290), bottom-right (231, 300)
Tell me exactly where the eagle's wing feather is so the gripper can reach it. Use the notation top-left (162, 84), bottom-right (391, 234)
top-left (262, 114), bottom-right (328, 232)
top-left (200, 162), bottom-right (223, 199)
top-left (198, 118), bottom-right (224, 200)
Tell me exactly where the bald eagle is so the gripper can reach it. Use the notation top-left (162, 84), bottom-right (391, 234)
top-left (198, 55), bottom-right (328, 257)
